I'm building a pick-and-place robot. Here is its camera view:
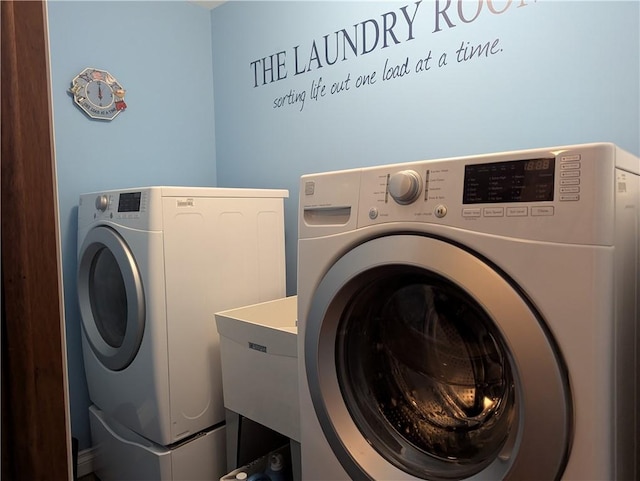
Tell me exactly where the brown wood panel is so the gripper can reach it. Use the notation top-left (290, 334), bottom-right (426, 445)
top-left (1, 1), bottom-right (71, 480)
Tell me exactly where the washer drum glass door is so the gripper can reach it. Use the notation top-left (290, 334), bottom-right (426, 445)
top-left (77, 225), bottom-right (145, 371)
top-left (305, 235), bottom-right (571, 480)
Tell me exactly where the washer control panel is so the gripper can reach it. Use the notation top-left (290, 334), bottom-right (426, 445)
top-left (353, 143), bottom-right (633, 244)
top-left (361, 153), bottom-right (587, 220)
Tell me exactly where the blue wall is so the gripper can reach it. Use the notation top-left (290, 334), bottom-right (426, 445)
top-left (210, 0), bottom-right (640, 294)
top-left (47, 0), bottom-right (216, 449)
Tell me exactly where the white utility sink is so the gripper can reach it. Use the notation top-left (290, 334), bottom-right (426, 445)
top-left (215, 296), bottom-right (299, 442)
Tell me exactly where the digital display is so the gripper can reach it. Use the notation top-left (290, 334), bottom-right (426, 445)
top-left (463, 158), bottom-right (555, 204)
top-left (118, 192), bottom-right (142, 212)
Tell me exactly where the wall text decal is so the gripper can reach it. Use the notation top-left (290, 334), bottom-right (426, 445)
top-left (250, 0), bottom-right (538, 112)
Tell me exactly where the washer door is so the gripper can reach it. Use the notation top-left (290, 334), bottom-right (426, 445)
top-left (305, 235), bottom-right (570, 480)
top-left (77, 226), bottom-right (145, 371)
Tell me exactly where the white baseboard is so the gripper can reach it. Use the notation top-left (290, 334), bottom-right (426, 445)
top-left (77, 447), bottom-right (96, 479)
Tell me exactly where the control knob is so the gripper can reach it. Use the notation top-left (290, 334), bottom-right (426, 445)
top-left (95, 195), bottom-right (109, 212)
top-left (388, 170), bottom-right (423, 205)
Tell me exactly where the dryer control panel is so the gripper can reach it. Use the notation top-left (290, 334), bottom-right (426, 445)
top-left (81, 190), bottom-right (149, 220)
top-left (78, 189), bottom-right (160, 232)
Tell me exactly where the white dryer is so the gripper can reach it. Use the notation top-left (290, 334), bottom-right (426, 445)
top-left (77, 186), bottom-right (287, 480)
top-left (297, 143), bottom-right (639, 480)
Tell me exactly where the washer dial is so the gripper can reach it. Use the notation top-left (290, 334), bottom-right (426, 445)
top-left (388, 170), bottom-right (423, 205)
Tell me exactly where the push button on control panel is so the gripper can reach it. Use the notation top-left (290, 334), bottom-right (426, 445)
top-left (507, 207), bottom-right (528, 217)
top-left (434, 204), bottom-right (447, 218)
top-left (560, 178), bottom-right (580, 186)
top-left (483, 207), bottom-right (504, 217)
top-left (462, 208), bottom-right (481, 218)
top-left (532, 206), bottom-right (555, 216)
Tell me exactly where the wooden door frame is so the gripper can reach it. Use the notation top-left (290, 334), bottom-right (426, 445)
top-left (1, 1), bottom-right (72, 479)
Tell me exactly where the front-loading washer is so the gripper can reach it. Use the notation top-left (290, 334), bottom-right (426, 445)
top-left (297, 143), bottom-right (639, 480)
top-left (77, 186), bottom-right (287, 480)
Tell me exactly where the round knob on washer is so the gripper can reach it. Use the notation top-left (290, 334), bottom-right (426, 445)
top-left (95, 195), bottom-right (109, 212)
top-left (388, 170), bottom-right (423, 205)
